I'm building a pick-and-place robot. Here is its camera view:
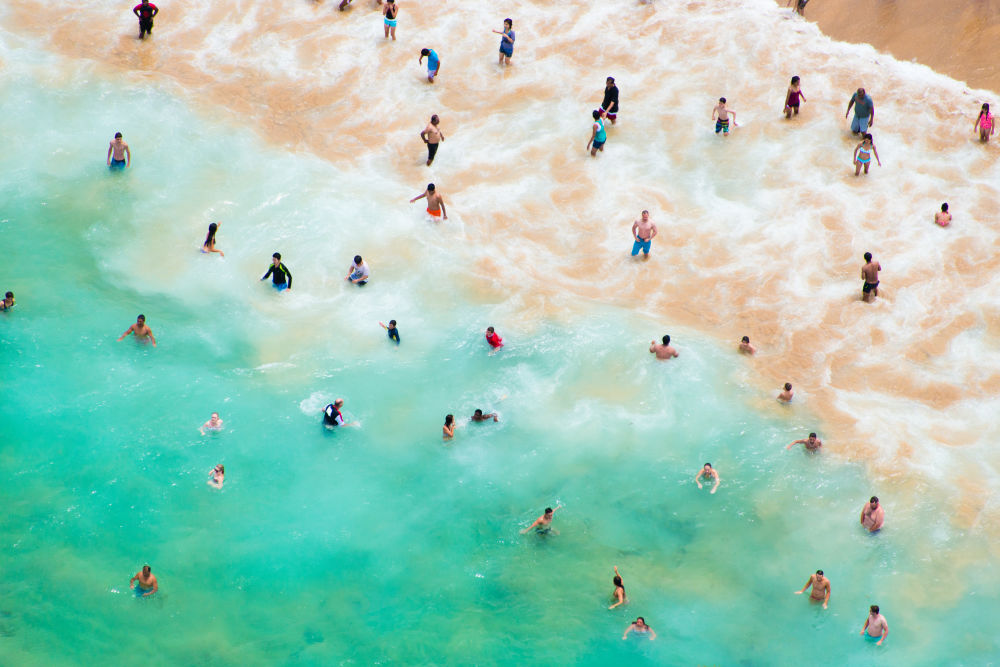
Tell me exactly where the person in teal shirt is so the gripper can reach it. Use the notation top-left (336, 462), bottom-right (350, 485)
top-left (419, 48), bottom-right (440, 83)
top-left (587, 109), bottom-right (607, 157)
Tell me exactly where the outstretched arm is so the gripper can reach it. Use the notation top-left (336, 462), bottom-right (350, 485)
top-left (520, 518), bottom-right (541, 534)
top-left (710, 473), bottom-right (720, 494)
top-left (786, 439), bottom-right (804, 450)
top-left (410, 192), bottom-right (427, 203)
top-left (795, 577), bottom-right (813, 595)
top-left (118, 325), bottom-right (134, 341)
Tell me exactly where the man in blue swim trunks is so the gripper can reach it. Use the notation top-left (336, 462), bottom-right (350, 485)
top-left (129, 565), bottom-right (158, 597)
top-left (419, 48), bottom-right (440, 83)
top-left (630, 210), bottom-right (657, 259)
top-left (845, 87), bottom-right (875, 135)
top-left (107, 132), bottom-right (131, 170)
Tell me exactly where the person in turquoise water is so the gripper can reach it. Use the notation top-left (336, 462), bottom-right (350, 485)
top-left (106, 132), bottom-right (130, 170)
top-left (777, 383), bottom-right (794, 402)
top-left (974, 102), bottom-right (995, 142)
top-left (493, 18), bottom-right (515, 66)
top-left (694, 463), bottom-right (720, 493)
top-left (608, 566), bottom-right (626, 609)
top-left (738, 335), bottom-right (756, 355)
top-left (380, 320), bottom-right (400, 343)
top-left (117, 314), bottom-right (157, 347)
top-left (129, 565), bottom-right (158, 597)
top-left (345, 255), bottom-right (370, 285)
top-left (201, 222), bottom-right (223, 257)
top-left (521, 505), bottom-right (561, 535)
top-left (860, 496), bottom-right (885, 532)
top-left (587, 110), bottom-right (606, 157)
top-left (471, 409), bottom-right (498, 423)
top-left (853, 133), bottom-right (881, 176)
top-left (207, 464), bottom-right (225, 489)
top-left (382, 0), bottom-right (398, 40)
top-left (442, 414), bottom-right (456, 440)
top-left (787, 432), bottom-right (822, 451)
top-left (622, 617), bottom-right (656, 640)
top-left (419, 48), bottom-right (440, 83)
top-left (323, 399), bottom-right (358, 428)
top-left (199, 412), bottom-right (224, 435)
top-left (861, 605), bottom-right (889, 645)
top-left (1, 291), bottom-right (15, 312)
top-left (485, 326), bottom-right (503, 350)
top-left (712, 97), bottom-right (737, 136)
top-left (649, 335), bottom-right (678, 360)
top-left (261, 253), bottom-right (292, 291)
top-left (794, 569), bottom-right (831, 609)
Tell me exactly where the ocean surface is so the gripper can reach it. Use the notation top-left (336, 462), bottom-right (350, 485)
top-left (2, 1), bottom-right (999, 665)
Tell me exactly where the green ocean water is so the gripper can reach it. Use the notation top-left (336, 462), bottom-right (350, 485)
top-left (1, 44), bottom-right (998, 667)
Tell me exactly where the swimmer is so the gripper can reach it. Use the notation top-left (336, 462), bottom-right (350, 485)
top-left (323, 399), bottom-right (357, 428)
top-left (1, 291), bottom-right (15, 312)
top-left (587, 109), bottom-right (607, 156)
top-left (132, 0), bottom-right (158, 39)
top-left (600, 77), bottom-right (619, 125)
top-left (786, 432), bottom-right (822, 451)
top-left (420, 115), bottom-right (444, 167)
top-left (712, 97), bottom-right (737, 136)
top-left (471, 409), bottom-right (498, 422)
top-left (630, 210), bottom-right (657, 259)
top-left (860, 605), bottom-right (889, 645)
top-left (786, 0), bottom-right (808, 17)
top-left (622, 617), bottom-right (656, 640)
top-left (974, 103), bottom-right (995, 142)
top-left (485, 326), bottom-right (504, 349)
top-left (860, 496), bottom-right (884, 532)
top-left (207, 464), bottom-right (225, 489)
top-left (261, 252), bottom-right (292, 291)
top-left (199, 412), bottom-right (224, 435)
top-left (419, 48), bottom-right (440, 83)
top-left (382, 0), bottom-right (398, 40)
top-left (609, 566), bottom-right (627, 610)
top-left (521, 505), bottom-right (562, 535)
top-left (493, 18), bottom-right (515, 66)
top-left (118, 314), bottom-right (157, 347)
top-left (846, 88), bottom-right (875, 135)
top-left (934, 203), bottom-right (952, 227)
top-left (345, 255), bottom-right (370, 285)
top-left (861, 252), bottom-right (881, 303)
top-left (738, 335), bottom-right (756, 355)
top-left (783, 76), bottom-right (806, 118)
top-left (380, 320), bottom-right (400, 344)
top-left (695, 463), bottom-right (720, 494)
top-left (129, 565), bottom-right (158, 597)
top-left (649, 335), bottom-right (678, 360)
top-left (853, 133), bottom-right (881, 176)
top-left (202, 222), bottom-right (223, 257)
top-left (410, 184), bottom-right (448, 220)
top-left (795, 570), bottom-right (831, 609)
top-left (443, 414), bottom-right (456, 440)
top-left (107, 132), bottom-right (131, 169)
top-left (778, 383), bottom-right (794, 402)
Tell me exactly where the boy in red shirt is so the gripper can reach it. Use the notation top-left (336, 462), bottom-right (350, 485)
top-left (485, 326), bottom-right (503, 349)
top-left (133, 0), bottom-right (158, 39)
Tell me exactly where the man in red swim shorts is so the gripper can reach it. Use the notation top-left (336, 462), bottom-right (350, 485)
top-left (409, 183), bottom-right (448, 220)
top-left (133, 0), bottom-right (159, 39)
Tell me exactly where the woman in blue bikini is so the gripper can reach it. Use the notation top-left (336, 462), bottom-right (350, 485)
top-left (853, 133), bottom-right (881, 176)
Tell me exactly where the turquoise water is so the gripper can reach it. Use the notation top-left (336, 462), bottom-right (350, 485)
top-left (2, 40), bottom-right (999, 667)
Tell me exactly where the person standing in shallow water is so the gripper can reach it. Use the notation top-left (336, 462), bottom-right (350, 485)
top-left (649, 335), bottom-right (678, 360)
top-left (609, 566), bottom-right (626, 609)
top-left (783, 76), bottom-right (806, 118)
top-left (777, 383), bottom-right (794, 402)
top-left (846, 87), bottom-right (875, 135)
top-left (630, 210), bottom-right (657, 259)
top-left (420, 115), bottom-right (444, 167)
top-left (861, 496), bottom-right (885, 532)
top-left (853, 133), bottom-right (881, 176)
top-left (738, 336), bottom-right (756, 355)
top-left (521, 505), bottom-right (561, 535)
top-left (382, 0), bottom-right (398, 40)
top-left (600, 77), bottom-right (619, 125)
top-left (442, 414), bottom-right (456, 440)
top-left (132, 0), bottom-right (158, 40)
top-left (410, 184), bottom-right (447, 220)
top-left (587, 110), bottom-right (607, 157)
top-left (419, 48), bottom-right (440, 83)
top-left (712, 97), bottom-right (737, 136)
top-left (622, 617), bottom-right (656, 640)
top-left (261, 252), bottom-right (292, 291)
top-left (107, 132), bottom-right (130, 169)
top-left (861, 252), bottom-right (881, 303)
top-left (935, 203), bottom-right (952, 227)
top-left (202, 222), bottom-right (223, 257)
top-left (794, 570), bottom-right (831, 609)
top-left (974, 103), bottom-right (995, 142)
top-left (129, 565), bottom-right (158, 597)
top-left (118, 314), bottom-right (157, 346)
top-left (493, 18), bottom-right (515, 66)
top-left (861, 604), bottom-right (889, 645)
top-left (787, 0), bottom-right (809, 16)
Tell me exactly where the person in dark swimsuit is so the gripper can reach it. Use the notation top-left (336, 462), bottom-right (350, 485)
top-left (132, 0), bottom-right (158, 39)
top-left (600, 77), bottom-right (620, 124)
top-left (380, 320), bottom-right (400, 344)
top-left (783, 76), bottom-right (806, 118)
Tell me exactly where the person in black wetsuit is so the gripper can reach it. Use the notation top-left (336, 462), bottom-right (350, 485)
top-left (323, 398), bottom-right (357, 428)
top-left (261, 252), bottom-right (292, 292)
top-left (132, 1), bottom-right (159, 40)
top-left (380, 320), bottom-right (400, 344)
top-left (601, 77), bottom-right (620, 125)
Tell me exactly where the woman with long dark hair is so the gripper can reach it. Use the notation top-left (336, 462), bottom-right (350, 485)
top-left (202, 222), bottom-right (224, 257)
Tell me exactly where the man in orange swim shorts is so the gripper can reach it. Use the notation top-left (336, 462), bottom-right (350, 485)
top-left (410, 183), bottom-right (447, 220)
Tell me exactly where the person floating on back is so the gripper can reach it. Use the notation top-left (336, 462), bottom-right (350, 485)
top-left (382, 0), bottom-right (398, 40)
top-left (846, 87), bottom-right (875, 135)
top-left (853, 133), bottom-right (881, 176)
top-left (202, 222), bottom-right (223, 257)
top-left (493, 18), bottom-right (515, 66)
top-left (118, 314), bottom-right (157, 346)
top-left (410, 183), bottom-right (447, 220)
top-left (600, 77), bottom-right (619, 125)
top-left (587, 109), bottom-right (607, 157)
top-left (975, 102), bottom-right (995, 142)
top-left (133, 0), bottom-right (158, 40)
top-left (420, 115), bottom-right (444, 167)
top-left (1, 291), bottom-right (15, 312)
top-left (485, 326), bottom-right (503, 349)
top-left (380, 320), bottom-right (400, 344)
top-left (783, 76), bottom-right (806, 119)
top-left (107, 132), bottom-right (130, 170)
top-left (419, 48), bottom-right (440, 83)
top-left (861, 252), bottom-right (881, 303)
top-left (346, 255), bottom-right (370, 285)
top-left (934, 203), bottom-right (952, 227)
top-left (649, 335), bottom-right (678, 360)
top-left (261, 252), bottom-right (292, 291)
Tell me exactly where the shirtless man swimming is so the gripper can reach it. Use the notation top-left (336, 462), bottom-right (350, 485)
top-left (738, 336), bottom-right (756, 355)
top-left (795, 569), bottom-right (831, 609)
top-left (420, 115), bottom-right (444, 166)
top-left (777, 383), bottom-right (794, 402)
top-left (861, 496), bottom-right (884, 532)
top-left (471, 409), bottom-right (498, 422)
top-left (861, 252), bottom-right (881, 303)
top-left (860, 604), bottom-right (889, 645)
top-left (695, 463), bottom-right (720, 494)
top-left (410, 183), bottom-right (447, 220)
top-left (107, 132), bottom-right (131, 169)
top-left (787, 432), bottom-right (822, 451)
top-left (118, 314), bottom-right (156, 346)
top-left (630, 210), bottom-right (657, 259)
top-left (649, 335), bottom-right (678, 360)
top-left (521, 505), bottom-right (561, 535)
top-left (200, 412), bottom-right (224, 435)
top-left (129, 565), bottom-right (158, 597)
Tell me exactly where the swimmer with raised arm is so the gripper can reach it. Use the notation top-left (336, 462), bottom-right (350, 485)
top-left (118, 314), bottom-right (156, 346)
top-left (738, 336), bottom-right (756, 355)
top-left (202, 222), bottom-right (223, 257)
top-left (609, 566), bottom-right (627, 609)
top-left (787, 432), bottom-right (822, 451)
top-left (380, 320), bottom-right (400, 344)
top-left (410, 184), bottom-right (447, 220)
top-left (207, 464), bottom-right (225, 489)
top-left (649, 335), bottom-right (678, 360)
top-left (443, 414), bottom-right (456, 439)
top-left (200, 413), bottom-right (223, 435)
top-left (521, 505), bottom-right (561, 535)
top-left (471, 409), bottom-right (498, 422)
top-left (795, 569), bottom-right (831, 609)
top-left (622, 617), bottom-right (656, 640)
top-left (129, 565), bottom-right (158, 597)
top-left (695, 463), bottom-right (720, 494)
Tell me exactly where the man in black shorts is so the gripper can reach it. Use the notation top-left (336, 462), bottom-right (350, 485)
top-left (133, 0), bottom-right (159, 39)
top-left (601, 77), bottom-right (620, 125)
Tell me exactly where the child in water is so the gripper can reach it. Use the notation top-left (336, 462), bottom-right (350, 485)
top-left (380, 320), bottom-right (400, 344)
top-left (853, 133), bottom-right (881, 176)
top-left (202, 222), bottom-right (223, 257)
top-left (783, 76), bottom-right (806, 119)
top-left (975, 103), bottom-right (995, 142)
top-left (1, 291), bottom-right (15, 312)
top-left (935, 203), bottom-right (952, 227)
top-left (712, 97), bottom-right (737, 136)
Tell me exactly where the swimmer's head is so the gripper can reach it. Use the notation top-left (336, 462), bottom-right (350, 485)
top-left (784, 383), bottom-right (792, 391)
top-left (941, 203), bottom-right (949, 212)
top-left (142, 565), bottom-right (151, 575)
top-left (592, 109), bottom-right (601, 120)
top-left (272, 252), bottom-right (282, 265)
top-left (136, 314), bottom-right (146, 323)
top-left (661, 335), bottom-right (670, 345)
top-left (389, 320), bottom-right (396, 327)
top-left (791, 76), bottom-right (800, 85)
top-left (741, 336), bottom-right (750, 343)
top-left (114, 132), bottom-right (123, 139)
top-left (354, 255), bottom-right (363, 265)
top-left (869, 496), bottom-right (879, 506)
top-left (334, 398), bottom-right (344, 408)
top-left (808, 432), bottom-right (817, 439)
top-left (857, 88), bottom-right (866, 97)
top-left (4, 291), bottom-right (13, 300)
top-left (421, 48), bottom-right (431, 56)
top-left (445, 414), bottom-right (454, 426)
top-left (431, 114), bottom-right (439, 124)
top-left (864, 252), bottom-right (872, 262)
top-left (211, 412), bottom-right (219, 420)
top-left (487, 326), bottom-right (495, 334)
top-left (719, 97), bottom-right (726, 104)
top-left (870, 605), bottom-right (879, 614)
top-left (606, 77), bottom-right (615, 85)
top-left (863, 133), bottom-right (873, 142)
top-left (474, 409), bottom-right (484, 417)
top-left (816, 570), bottom-right (824, 576)
top-left (703, 463), bottom-right (712, 470)
top-left (641, 210), bottom-right (649, 220)
top-left (427, 183), bottom-right (435, 192)
top-left (215, 464), bottom-right (225, 474)
top-left (544, 507), bottom-right (553, 516)
top-left (504, 18), bottom-right (512, 29)
top-left (983, 103), bottom-right (991, 113)
top-left (635, 617), bottom-right (645, 625)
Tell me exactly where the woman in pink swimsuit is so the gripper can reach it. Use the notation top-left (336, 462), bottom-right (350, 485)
top-left (975, 103), bottom-right (995, 142)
